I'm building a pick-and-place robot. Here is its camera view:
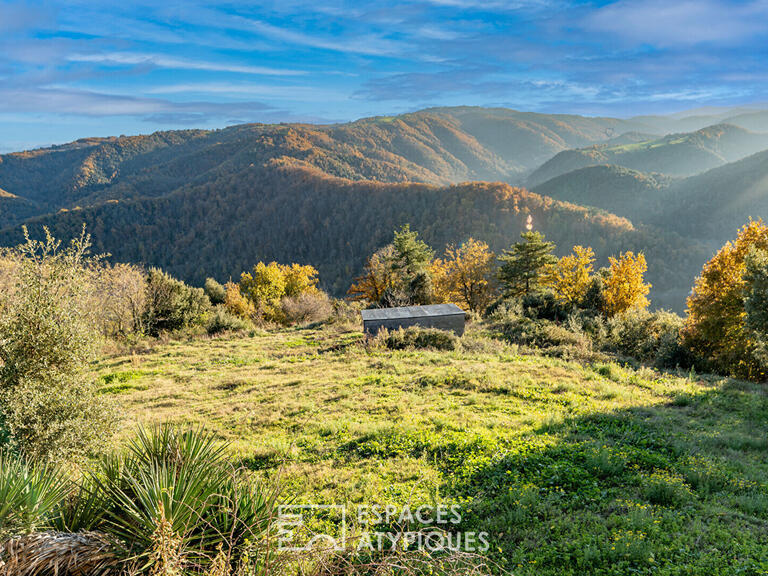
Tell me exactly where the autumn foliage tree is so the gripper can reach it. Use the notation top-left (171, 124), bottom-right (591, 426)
top-left (347, 245), bottom-right (397, 303)
top-left (348, 225), bottom-right (434, 306)
top-left (603, 251), bottom-right (651, 317)
top-left (431, 238), bottom-right (496, 312)
top-left (684, 220), bottom-right (768, 379)
top-left (239, 261), bottom-right (319, 322)
top-left (543, 245), bottom-right (595, 306)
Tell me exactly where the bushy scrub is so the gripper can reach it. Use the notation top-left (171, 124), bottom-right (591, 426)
top-left (93, 262), bottom-right (147, 338)
top-left (604, 310), bottom-right (691, 369)
top-left (206, 305), bottom-right (250, 335)
top-left (204, 277), bottom-right (227, 305)
top-left (239, 261), bottom-right (320, 323)
top-left (521, 291), bottom-right (572, 321)
top-left (0, 228), bottom-right (118, 462)
top-left (327, 299), bottom-right (364, 327)
top-left (496, 317), bottom-right (593, 359)
top-left (282, 291), bottom-right (333, 324)
top-left (375, 326), bottom-right (459, 351)
top-left (143, 268), bottom-right (210, 336)
top-left (484, 297), bottom-right (522, 321)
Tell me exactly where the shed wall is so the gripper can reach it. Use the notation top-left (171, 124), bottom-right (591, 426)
top-left (363, 314), bottom-right (465, 336)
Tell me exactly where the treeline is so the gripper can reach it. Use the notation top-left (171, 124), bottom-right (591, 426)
top-left (349, 224), bottom-right (650, 318)
top-left (350, 219), bottom-right (768, 382)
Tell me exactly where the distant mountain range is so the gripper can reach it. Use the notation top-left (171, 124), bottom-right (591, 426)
top-left (527, 124), bottom-right (768, 185)
top-left (2, 106), bottom-right (768, 311)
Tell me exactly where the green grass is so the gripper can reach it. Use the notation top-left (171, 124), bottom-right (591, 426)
top-left (98, 323), bottom-right (768, 575)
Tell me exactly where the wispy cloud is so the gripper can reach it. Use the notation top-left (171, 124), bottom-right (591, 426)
top-left (145, 82), bottom-right (349, 101)
top-left (0, 86), bottom-right (275, 121)
top-left (68, 52), bottom-right (305, 76)
top-left (1, 0), bottom-right (768, 150)
top-left (240, 18), bottom-right (407, 56)
top-left (581, 0), bottom-right (768, 48)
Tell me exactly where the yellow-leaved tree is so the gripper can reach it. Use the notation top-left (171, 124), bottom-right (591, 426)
top-left (543, 245), bottom-right (595, 305)
top-left (431, 238), bottom-right (496, 312)
top-left (282, 263), bottom-right (320, 297)
top-left (239, 261), bottom-right (319, 321)
top-left (603, 251), bottom-right (651, 316)
top-left (683, 220), bottom-right (768, 378)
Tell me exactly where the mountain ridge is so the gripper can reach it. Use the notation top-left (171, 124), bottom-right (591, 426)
top-left (527, 123), bottom-right (768, 185)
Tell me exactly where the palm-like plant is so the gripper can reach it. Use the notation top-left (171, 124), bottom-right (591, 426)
top-left (1, 426), bottom-right (280, 575)
top-left (0, 451), bottom-right (70, 537)
top-left (98, 425), bottom-right (277, 574)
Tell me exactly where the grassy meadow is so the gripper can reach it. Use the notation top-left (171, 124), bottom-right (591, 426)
top-left (97, 321), bottom-right (768, 575)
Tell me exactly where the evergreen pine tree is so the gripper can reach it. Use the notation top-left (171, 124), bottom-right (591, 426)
top-left (497, 231), bottom-right (557, 297)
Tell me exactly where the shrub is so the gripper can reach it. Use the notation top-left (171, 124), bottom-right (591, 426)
top-left (205, 305), bottom-right (250, 335)
top-left (580, 274), bottom-right (607, 314)
top-left (223, 281), bottom-right (255, 320)
top-left (521, 291), bottom-right (572, 321)
top-left (0, 228), bottom-right (118, 462)
top-left (496, 317), bottom-right (594, 360)
top-left (484, 297), bottom-right (522, 321)
top-left (282, 291), bottom-right (333, 324)
top-left (143, 268), bottom-right (210, 336)
top-left (328, 299), bottom-right (364, 326)
top-left (376, 327), bottom-right (459, 351)
top-left (204, 278), bottom-right (227, 305)
top-left (93, 262), bottom-right (148, 338)
top-left (239, 261), bottom-right (321, 323)
top-left (604, 309), bottom-right (691, 369)
top-left (499, 317), bottom-right (589, 349)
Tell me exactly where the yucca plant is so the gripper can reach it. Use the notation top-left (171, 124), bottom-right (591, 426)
top-left (127, 425), bottom-right (227, 470)
top-left (208, 472), bottom-right (282, 572)
top-left (98, 425), bottom-right (278, 574)
top-left (0, 451), bottom-right (70, 537)
top-left (50, 475), bottom-right (110, 533)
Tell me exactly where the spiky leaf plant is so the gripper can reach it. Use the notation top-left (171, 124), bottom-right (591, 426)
top-left (0, 451), bottom-right (70, 537)
top-left (98, 425), bottom-right (277, 574)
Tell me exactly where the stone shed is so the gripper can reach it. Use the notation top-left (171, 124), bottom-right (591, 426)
top-left (361, 303), bottom-right (466, 336)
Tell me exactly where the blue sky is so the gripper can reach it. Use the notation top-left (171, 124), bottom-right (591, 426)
top-left (1, 0), bottom-right (767, 151)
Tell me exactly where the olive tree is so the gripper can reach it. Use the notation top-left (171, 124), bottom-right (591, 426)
top-left (0, 227), bottom-right (118, 462)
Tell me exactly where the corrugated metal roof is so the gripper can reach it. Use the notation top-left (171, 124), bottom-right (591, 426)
top-left (360, 303), bottom-right (465, 321)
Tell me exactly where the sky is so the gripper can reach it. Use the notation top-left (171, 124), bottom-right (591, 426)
top-left (1, 0), bottom-right (768, 152)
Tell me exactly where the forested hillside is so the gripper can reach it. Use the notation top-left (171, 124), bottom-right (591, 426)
top-left (531, 165), bottom-right (673, 222)
top-left (0, 107), bottom-right (647, 220)
top-left (649, 149), bottom-right (768, 242)
top-left (0, 160), bottom-right (702, 309)
top-left (527, 124), bottom-right (768, 185)
top-left (532, 146), bottom-right (768, 255)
